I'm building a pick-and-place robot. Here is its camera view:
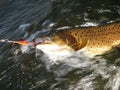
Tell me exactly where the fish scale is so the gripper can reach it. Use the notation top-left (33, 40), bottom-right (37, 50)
top-left (55, 22), bottom-right (120, 55)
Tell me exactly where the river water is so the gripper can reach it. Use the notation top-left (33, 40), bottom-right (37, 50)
top-left (0, 0), bottom-right (120, 90)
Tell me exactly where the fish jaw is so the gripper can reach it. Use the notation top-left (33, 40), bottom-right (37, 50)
top-left (36, 39), bottom-right (75, 60)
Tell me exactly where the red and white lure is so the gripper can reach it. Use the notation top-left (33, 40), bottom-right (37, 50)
top-left (0, 39), bottom-right (35, 46)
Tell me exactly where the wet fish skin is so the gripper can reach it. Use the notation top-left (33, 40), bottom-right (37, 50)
top-left (54, 22), bottom-right (120, 55)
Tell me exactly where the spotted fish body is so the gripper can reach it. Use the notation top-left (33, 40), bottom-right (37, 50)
top-left (54, 22), bottom-right (120, 55)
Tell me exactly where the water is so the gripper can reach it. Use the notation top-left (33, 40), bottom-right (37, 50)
top-left (0, 0), bottom-right (120, 90)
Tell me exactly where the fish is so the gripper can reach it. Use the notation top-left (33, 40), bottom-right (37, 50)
top-left (36, 22), bottom-right (120, 58)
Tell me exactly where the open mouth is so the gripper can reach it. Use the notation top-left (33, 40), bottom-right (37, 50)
top-left (35, 37), bottom-right (53, 45)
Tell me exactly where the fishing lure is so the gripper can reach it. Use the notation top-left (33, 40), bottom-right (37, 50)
top-left (0, 39), bottom-right (35, 46)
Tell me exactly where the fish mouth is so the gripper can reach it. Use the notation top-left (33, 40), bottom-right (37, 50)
top-left (35, 37), bottom-right (54, 45)
top-left (35, 36), bottom-right (74, 57)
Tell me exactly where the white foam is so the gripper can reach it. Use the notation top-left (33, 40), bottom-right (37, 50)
top-left (20, 46), bottom-right (31, 54)
top-left (81, 22), bottom-right (98, 27)
top-left (36, 43), bottom-right (74, 62)
top-left (56, 26), bottom-right (71, 30)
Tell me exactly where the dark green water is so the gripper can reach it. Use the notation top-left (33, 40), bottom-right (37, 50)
top-left (0, 0), bottom-right (120, 90)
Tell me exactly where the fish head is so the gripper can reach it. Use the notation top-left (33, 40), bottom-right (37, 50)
top-left (35, 36), bottom-right (74, 59)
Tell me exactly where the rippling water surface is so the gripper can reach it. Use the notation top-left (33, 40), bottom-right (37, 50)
top-left (0, 0), bottom-right (120, 90)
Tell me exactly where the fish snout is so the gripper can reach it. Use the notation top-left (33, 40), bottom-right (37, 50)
top-left (35, 37), bottom-right (52, 45)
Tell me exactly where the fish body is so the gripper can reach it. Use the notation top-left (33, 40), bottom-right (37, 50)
top-left (36, 22), bottom-right (120, 58)
top-left (54, 22), bottom-right (120, 55)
